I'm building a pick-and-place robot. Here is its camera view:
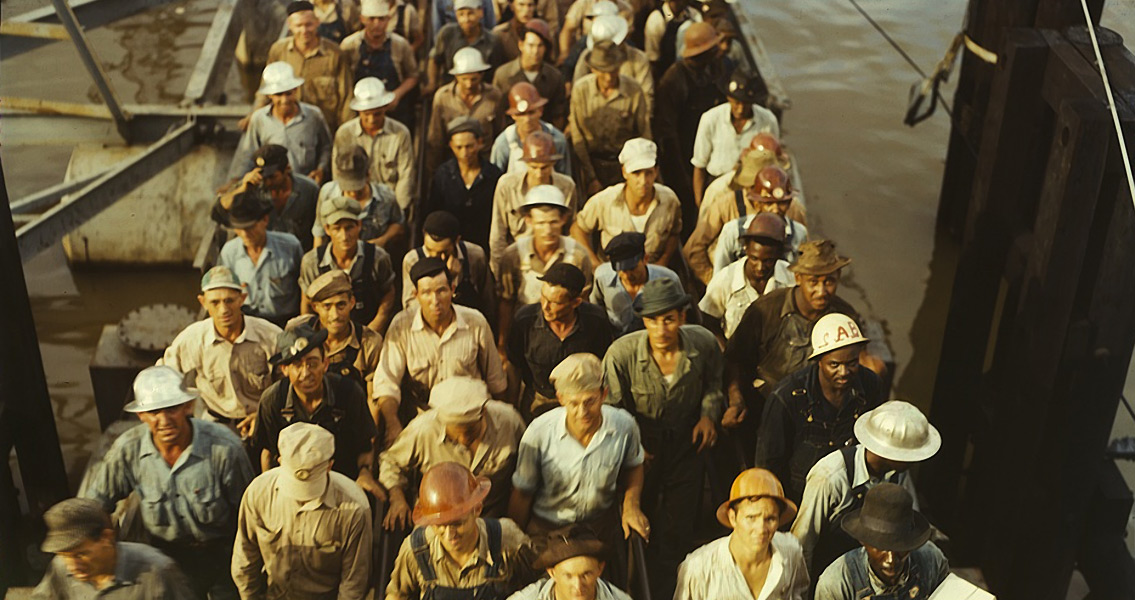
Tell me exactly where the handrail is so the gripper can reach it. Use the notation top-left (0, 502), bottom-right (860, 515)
top-left (627, 531), bottom-right (652, 600)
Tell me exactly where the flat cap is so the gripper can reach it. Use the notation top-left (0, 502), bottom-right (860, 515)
top-left (277, 422), bottom-right (334, 501)
top-left (41, 498), bottom-right (112, 553)
top-left (333, 145), bottom-right (369, 192)
top-left (423, 211), bottom-right (461, 240)
top-left (550, 353), bottom-right (603, 396)
top-left (410, 256), bottom-right (449, 285)
top-left (287, 1), bottom-right (315, 15)
top-left (271, 324), bottom-right (329, 366)
top-left (603, 231), bottom-right (646, 271)
top-left (446, 115), bottom-right (484, 139)
top-left (320, 195), bottom-right (362, 224)
top-left (306, 270), bottom-right (353, 302)
top-left (200, 265), bottom-right (243, 292)
top-left (429, 377), bottom-right (490, 423)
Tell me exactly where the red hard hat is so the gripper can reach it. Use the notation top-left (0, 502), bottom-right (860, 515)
top-left (413, 462), bottom-right (491, 526)
top-left (753, 165), bottom-right (793, 202)
top-left (520, 130), bottom-right (563, 163)
top-left (740, 212), bottom-right (787, 245)
top-left (507, 82), bottom-right (548, 116)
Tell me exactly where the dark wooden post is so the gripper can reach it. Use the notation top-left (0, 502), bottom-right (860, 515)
top-left (0, 159), bottom-right (70, 587)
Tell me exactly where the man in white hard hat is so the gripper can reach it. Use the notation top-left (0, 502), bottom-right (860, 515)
top-left (333, 76), bottom-right (418, 215)
top-left (33, 498), bottom-right (194, 599)
top-left (427, 46), bottom-right (506, 170)
top-left (792, 401), bottom-right (941, 578)
top-left (754, 313), bottom-right (886, 503)
top-left (229, 61), bottom-right (333, 183)
top-left (378, 376), bottom-right (525, 530)
top-left (559, 0), bottom-right (633, 59)
top-left (233, 422), bottom-right (373, 598)
top-left (571, 14), bottom-right (653, 112)
top-left (340, 0), bottom-right (420, 127)
top-left (267, 1), bottom-right (353, 129)
top-left (429, 0), bottom-right (505, 91)
top-left (83, 366), bottom-right (255, 599)
top-left (161, 266), bottom-right (281, 439)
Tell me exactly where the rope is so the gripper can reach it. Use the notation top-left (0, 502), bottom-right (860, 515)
top-left (1078, 0), bottom-right (1135, 213)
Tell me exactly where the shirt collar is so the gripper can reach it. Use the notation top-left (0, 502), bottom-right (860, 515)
top-left (287, 37), bottom-right (325, 57)
top-left (411, 306), bottom-right (468, 332)
top-left (851, 444), bottom-right (903, 489)
top-left (283, 379), bottom-right (337, 416)
top-left (320, 240), bottom-right (364, 269)
top-left (728, 260), bottom-right (753, 294)
top-left (206, 318), bottom-right (254, 345)
top-left (351, 118), bottom-right (386, 138)
top-left (429, 519), bottom-right (498, 569)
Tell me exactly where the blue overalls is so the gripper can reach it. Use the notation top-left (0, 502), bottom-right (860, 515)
top-left (410, 519), bottom-right (509, 600)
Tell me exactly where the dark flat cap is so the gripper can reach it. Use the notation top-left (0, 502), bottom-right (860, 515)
top-left (726, 71), bottom-right (770, 106)
top-left (603, 231), bottom-right (646, 271)
top-left (539, 263), bottom-right (586, 298)
top-left (410, 256), bottom-right (450, 285)
top-left (423, 211), bottom-right (461, 240)
top-left (446, 115), bottom-right (484, 139)
top-left (271, 324), bottom-right (328, 366)
top-left (42, 498), bottom-right (112, 553)
top-left (212, 188), bottom-right (273, 229)
top-left (287, 1), bottom-right (315, 15)
top-left (253, 144), bottom-right (290, 176)
top-left (633, 277), bottom-right (690, 318)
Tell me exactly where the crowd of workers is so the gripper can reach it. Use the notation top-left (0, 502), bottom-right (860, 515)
top-left (31, 1), bottom-right (958, 599)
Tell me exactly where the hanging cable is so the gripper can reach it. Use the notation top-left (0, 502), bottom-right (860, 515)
top-left (1078, 0), bottom-right (1135, 212)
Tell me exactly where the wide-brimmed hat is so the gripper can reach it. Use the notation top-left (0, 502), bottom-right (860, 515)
top-left (841, 482), bottom-right (932, 553)
top-left (124, 365), bottom-right (198, 413)
top-left (633, 278), bottom-right (690, 318)
top-left (681, 22), bottom-right (723, 58)
top-left (277, 422), bottom-right (335, 502)
top-left (789, 240), bottom-right (851, 276)
top-left (450, 47), bottom-right (491, 75)
top-left (585, 41), bottom-right (626, 73)
top-left (413, 462), bottom-right (492, 526)
top-left (270, 325), bottom-right (330, 366)
top-left (716, 468), bottom-right (797, 528)
top-left (258, 61), bottom-right (305, 96)
top-left (41, 498), bottom-right (112, 553)
top-left (350, 77), bottom-right (395, 112)
top-left (854, 400), bottom-right (941, 463)
top-left (533, 525), bottom-right (607, 570)
top-left (212, 189), bottom-right (273, 229)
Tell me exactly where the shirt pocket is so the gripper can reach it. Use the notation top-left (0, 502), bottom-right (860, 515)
top-left (181, 482), bottom-right (222, 525)
top-left (311, 75), bottom-right (339, 106)
top-left (378, 159), bottom-right (400, 184)
top-left (307, 521), bottom-right (344, 574)
top-left (137, 488), bottom-right (170, 528)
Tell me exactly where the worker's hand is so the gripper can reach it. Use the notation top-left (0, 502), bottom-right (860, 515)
top-left (241, 167), bottom-right (264, 189)
top-left (389, 93), bottom-right (403, 112)
top-left (384, 495), bottom-right (412, 531)
top-left (308, 167), bottom-right (326, 185)
top-left (621, 506), bottom-right (650, 542)
top-left (721, 405), bottom-right (747, 429)
top-left (497, 346), bottom-right (510, 370)
top-left (357, 476), bottom-right (388, 503)
top-left (236, 414), bottom-right (256, 440)
top-left (382, 417), bottom-right (403, 450)
top-left (238, 113), bottom-right (252, 132)
top-left (691, 416), bottom-right (718, 452)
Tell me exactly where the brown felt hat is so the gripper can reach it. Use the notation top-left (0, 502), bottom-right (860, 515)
top-left (841, 483), bottom-right (932, 553)
top-left (789, 240), bottom-right (851, 276)
top-left (681, 22), bottom-right (723, 58)
top-left (585, 41), bottom-right (626, 73)
top-left (533, 525), bottom-right (607, 570)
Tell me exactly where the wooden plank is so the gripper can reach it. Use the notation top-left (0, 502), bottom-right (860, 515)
top-left (0, 21), bottom-right (69, 40)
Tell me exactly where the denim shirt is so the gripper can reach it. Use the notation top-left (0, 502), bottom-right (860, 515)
top-left (83, 419), bottom-right (254, 543)
top-left (815, 544), bottom-right (949, 600)
top-left (589, 263), bottom-right (682, 335)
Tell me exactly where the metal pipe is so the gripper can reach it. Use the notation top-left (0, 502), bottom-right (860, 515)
top-left (49, 0), bottom-right (132, 141)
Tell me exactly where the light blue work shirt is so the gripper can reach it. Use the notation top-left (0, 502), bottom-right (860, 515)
top-left (83, 419), bottom-right (254, 544)
top-left (312, 181), bottom-right (405, 243)
top-left (512, 405), bottom-right (644, 525)
top-left (228, 102), bottom-right (333, 180)
top-left (218, 231), bottom-right (304, 323)
top-left (489, 122), bottom-right (572, 177)
top-left (713, 214), bottom-right (808, 272)
top-left (588, 262), bottom-right (681, 335)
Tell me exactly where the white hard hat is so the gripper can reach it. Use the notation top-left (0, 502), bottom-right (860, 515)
top-left (808, 312), bottom-right (868, 359)
top-left (587, 0), bottom-right (619, 17)
top-left (449, 47), bottom-right (491, 76)
top-left (350, 77), bottom-right (396, 112)
top-left (854, 401), bottom-right (941, 462)
top-left (454, 0), bottom-right (481, 11)
top-left (520, 184), bottom-right (569, 211)
top-left (124, 365), bottom-right (198, 413)
top-left (588, 14), bottom-right (629, 48)
top-left (258, 61), bottom-right (305, 96)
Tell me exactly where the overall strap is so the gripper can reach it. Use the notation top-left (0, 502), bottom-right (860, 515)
top-left (734, 189), bottom-right (746, 217)
top-left (483, 519), bottom-right (504, 579)
top-left (411, 527), bottom-right (438, 583)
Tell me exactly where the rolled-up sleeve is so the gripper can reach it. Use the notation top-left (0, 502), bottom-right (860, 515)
top-left (378, 424), bottom-right (422, 491)
top-left (690, 111), bottom-right (714, 169)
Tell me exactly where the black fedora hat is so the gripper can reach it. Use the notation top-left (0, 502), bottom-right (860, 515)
top-left (841, 482), bottom-right (932, 553)
top-left (212, 189), bottom-right (273, 229)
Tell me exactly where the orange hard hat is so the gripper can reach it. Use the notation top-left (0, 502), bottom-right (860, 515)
top-left (413, 462), bottom-right (491, 526)
top-left (715, 468), bottom-right (797, 528)
top-left (520, 130), bottom-right (563, 163)
top-left (507, 82), bottom-right (548, 116)
top-left (749, 132), bottom-right (783, 160)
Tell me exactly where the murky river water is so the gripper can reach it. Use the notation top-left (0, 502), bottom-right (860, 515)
top-left (2, 0), bottom-right (1135, 520)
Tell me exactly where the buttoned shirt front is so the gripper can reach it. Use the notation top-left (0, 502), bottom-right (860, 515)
top-left (269, 174), bottom-right (321, 252)
top-left (572, 44), bottom-right (654, 111)
top-left (34, 542), bottom-right (194, 600)
top-left (815, 544), bottom-right (949, 600)
top-left (428, 82), bottom-right (506, 166)
top-left (488, 171), bottom-right (576, 273)
top-left (713, 214), bottom-right (808, 272)
top-left (507, 577), bottom-right (631, 600)
top-left (160, 317), bottom-right (281, 419)
top-left (569, 74), bottom-right (651, 182)
top-left (333, 116), bottom-right (417, 210)
top-left (489, 122), bottom-right (572, 177)
top-left (232, 469), bottom-right (372, 599)
top-left (83, 419), bottom-right (254, 544)
top-left (674, 532), bottom-right (809, 600)
top-left (218, 232), bottom-right (304, 323)
top-left (496, 236), bottom-right (592, 303)
top-left (372, 305), bottom-right (507, 403)
top-left (575, 183), bottom-right (681, 262)
top-left (588, 263), bottom-right (680, 334)
top-left (313, 180), bottom-right (404, 243)
top-left (424, 158), bottom-right (503, 251)
top-left (492, 59), bottom-right (568, 126)
top-left (505, 302), bottom-right (612, 406)
top-left (378, 400), bottom-right (525, 514)
top-left (267, 36), bottom-right (353, 128)
top-left (602, 325), bottom-right (725, 426)
top-left (691, 102), bottom-right (781, 176)
top-left (298, 239), bottom-right (397, 303)
top-left (229, 103), bottom-right (333, 181)
top-left (698, 257), bottom-right (795, 339)
top-left (388, 518), bottom-right (531, 600)
top-left (511, 405), bottom-right (643, 525)
top-left (791, 445), bottom-right (919, 573)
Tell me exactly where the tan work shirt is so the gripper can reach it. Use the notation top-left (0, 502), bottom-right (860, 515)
top-left (232, 469), bottom-right (372, 599)
top-left (488, 171), bottom-right (577, 275)
top-left (372, 305), bottom-right (507, 405)
top-left (568, 74), bottom-right (651, 184)
top-left (159, 317), bottom-right (281, 418)
top-left (572, 44), bottom-right (654, 111)
top-left (684, 184), bottom-right (760, 283)
top-left (334, 113), bottom-right (417, 211)
top-left (427, 81), bottom-right (505, 167)
top-left (387, 518), bottom-right (533, 600)
top-left (575, 183), bottom-right (681, 262)
top-left (268, 37), bottom-right (353, 129)
top-left (378, 400), bottom-right (526, 516)
top-left (497, 236), bottom-right (593, 304)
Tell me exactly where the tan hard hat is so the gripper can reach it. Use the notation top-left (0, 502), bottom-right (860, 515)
top-left (413, 462), bottom-right (491, 526)
top-left (716, 468), bottom-right (797, 528)
top-left (681, 22), bottom-right (723, 58)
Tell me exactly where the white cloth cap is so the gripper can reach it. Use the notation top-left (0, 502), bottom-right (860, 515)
top-left (454, 0), bottom-right (481, 11)
top-left (361, 0), bottom-right (393, 17)
top-left (618, 137), bottom-right (657, 172)
top-left (587, 0), bottom-right (619, 17)
top-left (550, 354), bottom-right (603, 396)
top-left (429, 377), bottom-right (490, 423)
top-left (277, 422), bottom-right (335, 501)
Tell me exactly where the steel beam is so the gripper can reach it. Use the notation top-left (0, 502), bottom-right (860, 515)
top-left (49, 0), bottom-right (132, 140)
top-left (15, 120), bottom-right (199, 262)
top-left (1, 0), bottom-right (177, 58)
top-left (9, 171), bottom-right (107, 215)
top-left (182, 0), bottom-right (245, 106)
top-left (0, 103), bottom-right (249, 145)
